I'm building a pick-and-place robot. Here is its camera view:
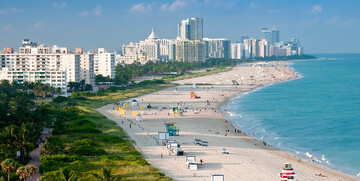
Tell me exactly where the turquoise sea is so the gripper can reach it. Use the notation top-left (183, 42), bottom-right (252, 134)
top-left (223, 54), bottom-right (360, 176)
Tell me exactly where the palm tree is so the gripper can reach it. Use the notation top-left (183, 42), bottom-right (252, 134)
top-left (16, 166), bottom-right (27, 181)
top-left (26, 164), bottom-right (37, 181)
top-left (92, 167), bottom-right (121, 181)
top-left (40, 168), bottom-right (78, 181)
top-left (18, 122), bottom-right (35, 162)
top-left (1, 158), bottom-right (17, 181)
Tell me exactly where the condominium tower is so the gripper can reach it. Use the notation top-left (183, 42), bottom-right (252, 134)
top-left (177, 18), bottom-right (203, 41)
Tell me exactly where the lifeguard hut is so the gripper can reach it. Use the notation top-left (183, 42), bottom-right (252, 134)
top-left (165, 123), bottom-right (179, 136)
top-left (279, 163), bottom-right (296, 181)
top-left (171, 106), bottom-right (183, 116)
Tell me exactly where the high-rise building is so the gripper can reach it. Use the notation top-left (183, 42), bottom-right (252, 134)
top-left (258, 39), bottom-right (269, 58)
top-left (261, 28), bottom-right (271, 43)
top-left (231, 43), bottom-right (244, 59)
top-left (240, 35), bottom-right (249, 43)
top-left (0, 40), bottom-right (81, 93)
top-left (261, 28), bottom-right (280, 44)
top-left (139, 29), bottom-right (160, 61)
top-left (203, 38), bottom-right (231, 59)
top-left (243, 38), bottom-right (259, 58)
top-left (80, 53), bottom-right (95, 85)
top-left (175, 40), bottom-right (205, 62)
top-left (177, 18), bottom-right (203, 41)
top-left (94, 48), bottom-right (115, 79)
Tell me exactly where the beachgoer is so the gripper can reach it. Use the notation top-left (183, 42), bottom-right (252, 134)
top-left (200, 159), bottom-right (203, 165)
top-left (161, 153), bottom-right (163, 158)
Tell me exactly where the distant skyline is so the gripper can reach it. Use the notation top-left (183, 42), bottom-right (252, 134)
top-left (0, 0), bottom-right (359, 54)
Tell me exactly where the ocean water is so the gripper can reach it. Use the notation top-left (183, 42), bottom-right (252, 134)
top-left (223, 54), bottom-right (360, 176)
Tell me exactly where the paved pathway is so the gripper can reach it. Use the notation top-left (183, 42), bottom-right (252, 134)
top-left (26, 128), bottom-right (50, 181)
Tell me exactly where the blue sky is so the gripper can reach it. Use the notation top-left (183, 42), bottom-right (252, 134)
top-left (0, 0), bottom-right (359, 54)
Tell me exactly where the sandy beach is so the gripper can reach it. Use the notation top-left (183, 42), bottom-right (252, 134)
top-left (97, 61), bottom-right (358, 181)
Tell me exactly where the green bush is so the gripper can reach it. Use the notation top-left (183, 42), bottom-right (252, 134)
top-left (124, 155), bottom-right (137, 161)
top-left (39, 154), bottom-right (80, 172)
top-left (73, 139), bottom-right (97, 146)
top-left (72, 145), bottom-right (107, 156)
top-left (52, 96), bottom-right (68, 103)
top-left (135, 159), bottom-right (148, 166)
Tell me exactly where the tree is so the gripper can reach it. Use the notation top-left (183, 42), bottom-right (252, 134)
top-left (16, 166), bottom-right (27, 181)
top-left (39, 168), bottom-right (78, 181)
top-left (92, 167), bottom-right (120, 181)
top-left (1, 158), bottom-right (17, 181)
top-left (39, 136), bottom-right (64, 156)
top-left (68, 82), bottom-right (74, 91)
top-left (26, 165), bottom-right (37, 181)
top-left (18, 122), bottom-right (36, 162)
top-left (84, 84), bottom-right (92, 91)
top-left (79, 80), bottom-right (86, 90)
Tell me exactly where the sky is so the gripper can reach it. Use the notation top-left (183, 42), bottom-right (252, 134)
top-left (0, 0), bottom-right (359, 54)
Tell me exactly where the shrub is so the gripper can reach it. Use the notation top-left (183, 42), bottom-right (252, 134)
top-left (39, 154), bottom-right (80, 172)
top-left (135, 159), bottom-right (148, 166)
top-left (52, 96), bottom-right (68, 103)
top-left (124, 155), bottom-right (137, 161)
top-left (73, 139), bottom-right (96, 146)
top-left (72, 146), bottom-right (107, 156)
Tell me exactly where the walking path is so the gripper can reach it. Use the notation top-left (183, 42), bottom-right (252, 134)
top-left (26, 128), bottom-right (50, 181)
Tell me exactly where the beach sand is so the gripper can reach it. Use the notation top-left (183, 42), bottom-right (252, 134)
top-left (97, 61), bottom-right (358, 181)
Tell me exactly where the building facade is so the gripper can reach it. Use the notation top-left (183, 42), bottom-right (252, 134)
top-left (94, 48), bottom-right (115, 79)
top-left (231, 43), bottom-right (244, 59)
top-left (203, 38), bottom-right (231, 59)
top-left (175, 40), bottom-right (205, 62)
top-left (80, 53), bottom-right (95, 85)
top-left (177, 18), bottom-right (203, 41)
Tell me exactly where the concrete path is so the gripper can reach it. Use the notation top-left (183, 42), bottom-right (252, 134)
top-left (26, 128), bottom-right (50, 181)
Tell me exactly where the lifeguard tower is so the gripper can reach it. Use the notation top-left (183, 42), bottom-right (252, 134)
top-left (279, 163), bottom-right (296, 181)
top-left (171, 106), bottom-right (183, 116)
top-left (165, 123), bottom-right (179, 136)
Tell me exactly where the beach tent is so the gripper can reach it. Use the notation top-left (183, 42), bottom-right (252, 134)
top-left (131, 99), bottom-right (138, 106)
top-left (192, 83), bottom-right (197, 89)
top-left (135, 115), bottom-right (143, 121)
top-left (211, 174), bottom-right (224, 181)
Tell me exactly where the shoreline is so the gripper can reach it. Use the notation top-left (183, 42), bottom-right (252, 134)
top-left (97, 61), bottom-right (358, 181)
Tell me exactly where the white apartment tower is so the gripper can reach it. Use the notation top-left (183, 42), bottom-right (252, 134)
top-left (231, 43), bottom-right (244, 59)
top-left (139, 29), bottom-right (159, 62)
top-left (177, 18), bottom-right (203, 41)
top-left (0, 39), bottom-right (80, 93)
top-left (80, 53), bottom-right (95, 85)
top-left (94, 48), bottom-right (115, 79)
top-left (258, 39), bottom-right (269, 58)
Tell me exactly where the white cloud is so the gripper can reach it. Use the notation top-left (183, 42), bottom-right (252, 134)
top-left (53, 2), bottom-right (67, 8)
top-left (311, 5), bottom-right (322, 14)
top-left (130, 3), bottom-right (152, 12)
top-left (1, 24), bottom-right (11, 32)
top-left (32, 22), bottom-right (43, 30)
top-left (161, 0), bottom-right (186, 11)
top-left (0, 8), bottom-right (23, 14)
top-left (94, 6), bottom-right (102, 16)
top-left (79, 11), bottom-right (89, 16)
